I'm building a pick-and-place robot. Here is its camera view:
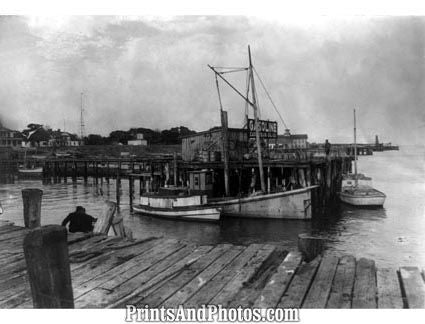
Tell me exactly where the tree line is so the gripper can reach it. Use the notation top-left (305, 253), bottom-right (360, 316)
top-left (85, 126), bottom-right (196, 145)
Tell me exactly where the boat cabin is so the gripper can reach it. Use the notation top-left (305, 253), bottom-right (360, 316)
top-left (341, 173), bottom-right (373, 188)
top-left (188, 169), bottom-right (214, 196)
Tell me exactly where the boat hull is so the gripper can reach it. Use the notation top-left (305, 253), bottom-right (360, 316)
top-left (339, 191), bottom-right (386, 207)
top-left (133, 205), bottom-right (221, 222)
top-left (208, 186), bottom-right (317, 219)
top-left (17, 167), bottom-right (43, 177)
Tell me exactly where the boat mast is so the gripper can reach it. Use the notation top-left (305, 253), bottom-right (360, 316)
top-left (248, 46), bottom-right (266, 192)
top-left (354, 108), bottom-right (358, 187)
top-left (215, 74), bottom-right (230, 196)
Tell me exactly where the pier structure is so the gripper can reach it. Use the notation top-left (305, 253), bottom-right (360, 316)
top-left (0, 217), bottom-right (424, 309)
top-left (0, 152), bottom-right (353, 216)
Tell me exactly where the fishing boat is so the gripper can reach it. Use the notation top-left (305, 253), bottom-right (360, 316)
top-left (205, 46), bottom-right (317, 219)
top-left (339, 109), bottom-right (386, 207)
top-left (133, 47), bottom-right (316, 221)
top-left (133, 187), bottom-right (221, 222)
top-left (208, 187), bottom-right (314, 219)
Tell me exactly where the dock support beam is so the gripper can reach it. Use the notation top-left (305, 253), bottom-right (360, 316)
top-left (23, 225), bottom-right (74, 308)
top-left (22, 188), bottom-right (43, 229)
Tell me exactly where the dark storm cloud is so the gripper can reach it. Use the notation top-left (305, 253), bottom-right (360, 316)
top-left (0, 15), bottom-right (423, 144)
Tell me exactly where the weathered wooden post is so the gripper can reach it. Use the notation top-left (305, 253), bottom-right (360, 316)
top-left (43, 161), bottom-right (49, 179)
top-left (325, 160), bottom-right (332, 202)
top-left (267, 166), bottom-right (271, 193)
top-left (306, 166), bottom-right (312, 186)
top-left (83, 161), bottom-right (88, 183)
top-left (164, 163), bottom-right (170, 187)
top-left (52, 161), bottom-right (57, 183)
top-left (116, 161), bottom-right (121, 206)
top-left (173, 152), bottom-right (178, 186)
top-left (106, 161), bottom-right (110, 183)
top-left (129, 176), bottom-right (134, 211)
top-left (62, 162), bottom-right (67, 182)
top-left (298, 168), bottom-right (306, 187)
top-left (23, 225), bottom-right (74, 308)
top-left (73, 161), bottom-right (78, 182)
top-left (298, 233), bottom-right (327, 262)
top-left (22, 188), bottom-right (43, 229)
top-left (95, 161), bottom-right (99, 184)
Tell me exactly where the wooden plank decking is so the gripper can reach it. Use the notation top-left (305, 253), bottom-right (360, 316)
top-left (0, 222), bottom-right (424, 309)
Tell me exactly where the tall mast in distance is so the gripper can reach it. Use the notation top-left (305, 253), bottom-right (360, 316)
top-left (80, 92), bottom-right (86, 139)
top-left (354, 108), bottom-right (358, 187)
top-left (248, 45), bottom-right (266, 192)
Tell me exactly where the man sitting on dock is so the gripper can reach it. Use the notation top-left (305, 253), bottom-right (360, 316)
top-left (61, 206), bottom-right (97, 233)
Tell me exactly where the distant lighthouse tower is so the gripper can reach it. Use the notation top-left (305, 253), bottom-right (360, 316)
top-left (80, 92), bottom-right (86, 139)
top-left (375, 134), bottom-right (379, 146)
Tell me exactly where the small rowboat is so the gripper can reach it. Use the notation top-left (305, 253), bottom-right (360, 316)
top-left (339, 187), bottom-right (386, 207)
top-left (17, 167), bottom-right (43, 177)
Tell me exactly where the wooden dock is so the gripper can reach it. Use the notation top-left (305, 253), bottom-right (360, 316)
top-left (0, 222), bottom-right (424, 309)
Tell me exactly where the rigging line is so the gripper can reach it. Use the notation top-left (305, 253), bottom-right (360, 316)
top-left (208, 65), bottom-right (254, 107)
top-left (253, 66), bottom-right (288, 130)
top-left (244, 68), bottom-right (250, 126)
top-left (218, 68), bottom-right (249, 75)
top-left (212, 66), bottom-right (248, 70)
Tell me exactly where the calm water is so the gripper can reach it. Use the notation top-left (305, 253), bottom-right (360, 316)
top-left (1, 145), bottom-right (424, 268)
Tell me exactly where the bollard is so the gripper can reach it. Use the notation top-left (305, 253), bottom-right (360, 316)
top-left (298, 233), bottom-right (326, 262)
top-left (22, 188), bottom-right (43, 228)
top-left (23, 225), bottom-right (74, 308)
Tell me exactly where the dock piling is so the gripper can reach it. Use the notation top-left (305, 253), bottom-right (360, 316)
top-left (129, 176), bottom-right (134, 211)
top-left (22, 188), bottom-right (43, 229)
top-left (116, 162), bottom-right (121, 206)
top-left (23, 225), bottom-right (74, 308)
top-left (298, 233), bottom-right (326, 262)
top-left (83, 161), bottom-right (88, 183)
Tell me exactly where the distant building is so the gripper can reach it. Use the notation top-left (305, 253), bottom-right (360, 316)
top-left (181, 127), bottom-right (248, 162)
top-left (50, 131), bottom-right (82, 147)
top-left (128, 133), bottom-right (147, 146)
top-left (274, 129), bottom-right (308, 149)
top-left (0, 124), bottom-right (23, 148)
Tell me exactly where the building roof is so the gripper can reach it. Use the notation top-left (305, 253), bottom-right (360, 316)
top-left (0, 124), bottom-right (24, 138)
top-left (277, 134), bottom-right (308, 139)
top-left (181, 127), bottom-right (247, 139)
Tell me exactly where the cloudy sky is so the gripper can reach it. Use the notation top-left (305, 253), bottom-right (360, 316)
top-left (0, 15), bottom-right (424, 144)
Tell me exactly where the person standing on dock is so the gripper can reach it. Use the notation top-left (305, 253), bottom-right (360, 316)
top-left (61, 206), bottom-right (97, 233)
top-left (325, 139), bottom-right (331, 157)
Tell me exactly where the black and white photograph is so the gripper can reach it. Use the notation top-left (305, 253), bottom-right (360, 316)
top-left (0, 0), bottom-right (424, 321)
